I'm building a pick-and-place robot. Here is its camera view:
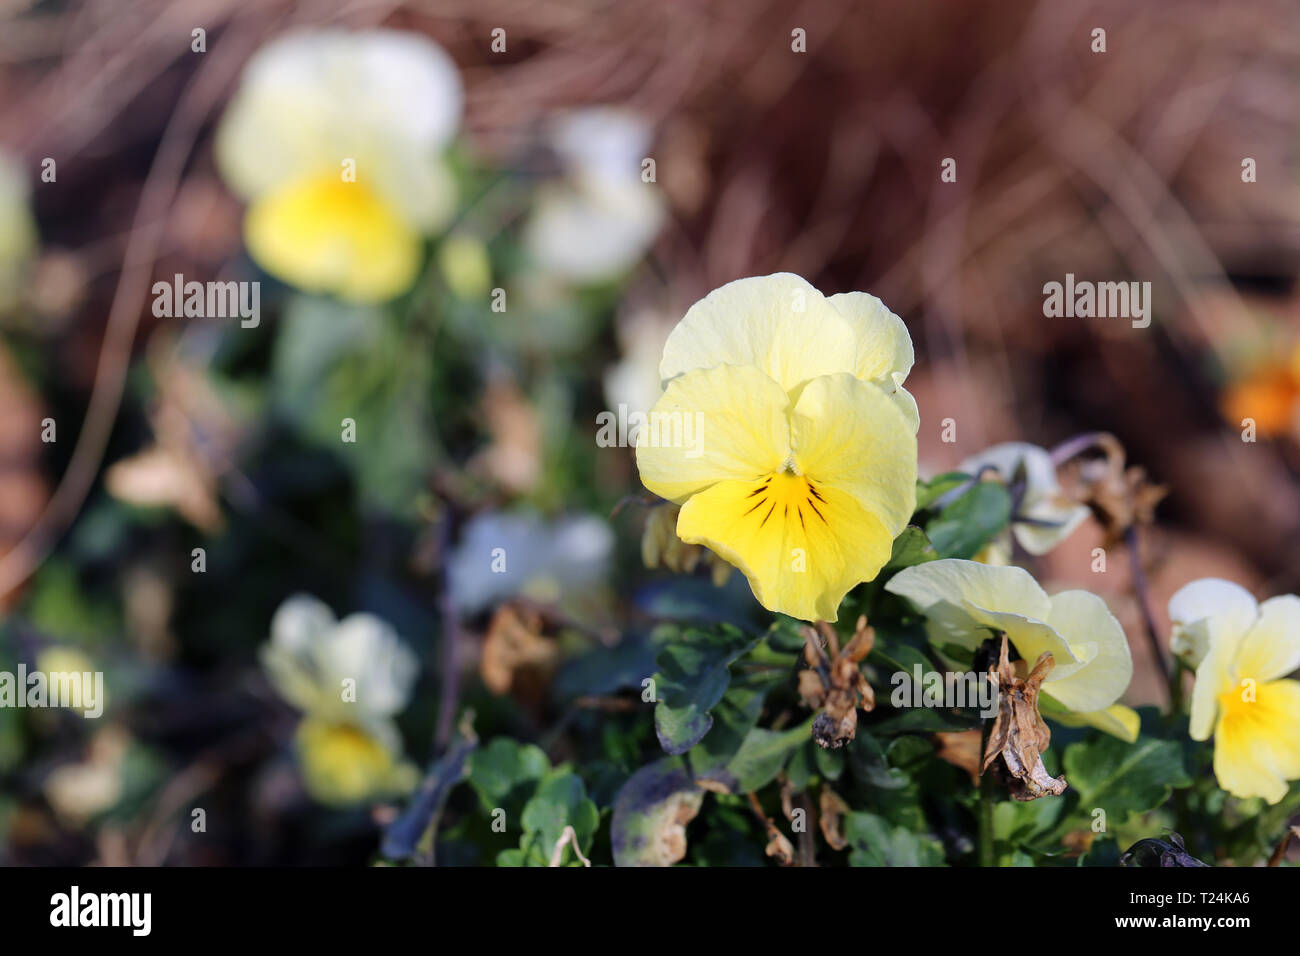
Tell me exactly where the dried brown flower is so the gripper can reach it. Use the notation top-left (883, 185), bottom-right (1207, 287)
top-left (818, 787), bottom-right (851, 851)
top-left (480, 601), bottom-right (559, 707)
top-left (981, 634), bottom-right (1067, 801)
top-left (1058, 432), bottom-right (1167, 550)
top-left (801, 617), bottom-right (876, 749)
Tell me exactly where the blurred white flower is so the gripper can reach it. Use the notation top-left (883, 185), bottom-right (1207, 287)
top-left (0, 150), bottom-right (38, 312)
top-left (523, 108), bottom-right (665, 284)
top-left (262, 594), bottom-right (417, 723)
top-left (602, 307), bottom-right (677, 421)
top-left (448, 510), bottom-right (613, 614)
top-left (215, 29), bottom-right (463, 302)
top-left (958, 442), bottom-right (1090, 555)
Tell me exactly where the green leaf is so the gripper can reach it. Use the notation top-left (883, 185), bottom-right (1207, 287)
top-left (924, 482), bottom-right (1011, 559)
top-left (689, 673), bottom-right (778, 782)
top-left (653, 624), bottom-right (762, 755)
top-left (885, 525), bottom-right (939, 571)
top-left (271, 296), bottom-right (433, 514)
top-left (1063, 735), bottom-right (1192, 821)
top-left (847, 732), bottom-right (910, 790)
top-left (508, 771), bottom-right (601, 866)
top-left (610, 757), bottom-right (704, 867)
top-left (719, 719), bottom-right (815, 793)
top-left (914, 472), bottom-right (970, 511)
top-left (466, 737), bottom-right (550, 815)
top-left (845, 812), bottom-right (946, 866)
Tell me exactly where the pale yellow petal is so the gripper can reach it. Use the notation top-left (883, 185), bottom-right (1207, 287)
top-left (635, 364), bottom-right (790, 503)
top-left (245, 174), bottom-right (420, 303)
top-left (789, 373), bottom-right (917, 536)
top-left (965, 605), bottom-right (1082, 675)
top-left (1168, 578), bottom-right (1257, 668)
top-left (825, 291), bottom-right (914, 384)
top-left (885, 559), bottom-right (1053, 651)
top-left (1234, 594), bottom-right (1300, 685)
top-left (676, 473), bottom-right (892, 622)
top-left (1046, 703), bottom-right (1140, 743)
top-left (1042, 590), bottom-right (1133, 712)
top-left (1190, 635), bottom-right (1237, 741)
top-left (659, 274), bottom-right (859, 391)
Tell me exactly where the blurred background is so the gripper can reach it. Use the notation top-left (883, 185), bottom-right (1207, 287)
top-left (1, 0), bottom-right (1299, 864)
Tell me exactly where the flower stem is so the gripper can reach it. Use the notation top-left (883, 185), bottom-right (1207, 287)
top-left (1124, 523), bottom-right (1170, 703)
top-left (978, 719), bottom-right (996, 867)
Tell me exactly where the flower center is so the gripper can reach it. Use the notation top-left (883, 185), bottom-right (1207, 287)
top-left (1217, 678), bottom-right (1260, 727)
top-left (743, 471), bottom-right (829, 529)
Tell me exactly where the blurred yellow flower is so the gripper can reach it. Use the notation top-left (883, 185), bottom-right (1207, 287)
top-left (295, 717), bottom-right (417, 806)
top-left (886, 559), bottom-right (1137, 739)
top-left (262, 594), bottom-right (419, 805)
top-left (1170, 578), bottom-right (1300, 803)
top-left (216, 29), bottom-right (462, 302)
top-left (636, 274), bottom-right (918, 622)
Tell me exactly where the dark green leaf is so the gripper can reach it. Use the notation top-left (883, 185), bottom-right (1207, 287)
top-left (652, 624), bottom-right (761, 755)
top-left (845, 812), bottom-right (945, 866)
top-left (925, 482), bottom-right (1012, 559)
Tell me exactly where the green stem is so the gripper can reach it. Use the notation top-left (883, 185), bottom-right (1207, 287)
top-left (978, 719), bottom-right (996, 867)
top-left (1169, 657), bottom-right (1186, 717)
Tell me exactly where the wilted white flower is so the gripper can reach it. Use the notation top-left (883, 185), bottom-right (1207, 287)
top-left (959, 442), bottom-right (1090, 555)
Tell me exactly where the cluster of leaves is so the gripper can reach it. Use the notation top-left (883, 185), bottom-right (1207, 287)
top-left (361, 473), bottom-right (1298, 867)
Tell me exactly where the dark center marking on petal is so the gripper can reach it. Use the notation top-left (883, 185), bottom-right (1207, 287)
top-left (759, 501), bottom-right (776, 527)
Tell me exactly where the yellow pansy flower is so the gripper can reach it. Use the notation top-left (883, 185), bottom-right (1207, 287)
top-left (1169, 578), bottom-right (1300, 804)
top-left (262, 594), bottom-right (420, 804)
top-left (886, 559), bottom-right (1137, 739)
top-left (295, 717), bottom-right (418, 806)
top-left (635, 273), bottom-right (918, 622)
top-left (216, 29), bottom-right (462, 302)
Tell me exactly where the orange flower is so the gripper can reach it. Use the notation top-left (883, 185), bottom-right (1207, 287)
top-left (1220, 346), bottom-right (1300, 437)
